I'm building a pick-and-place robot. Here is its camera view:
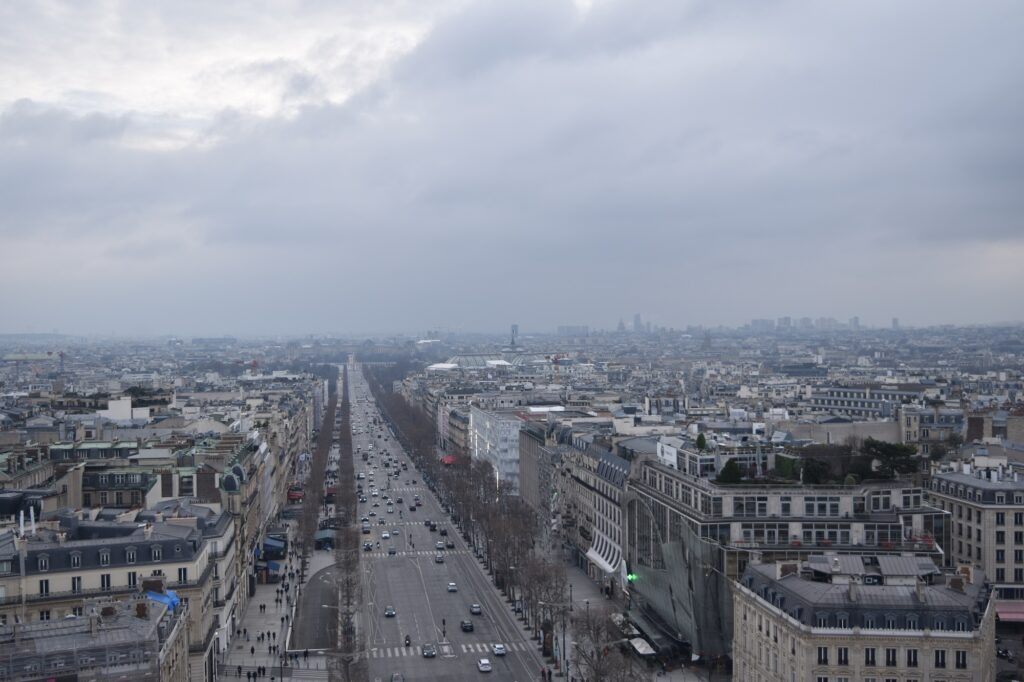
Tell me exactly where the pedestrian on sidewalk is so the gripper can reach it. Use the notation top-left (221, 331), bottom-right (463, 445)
top-left (250, 645), bottom-right (255, 657)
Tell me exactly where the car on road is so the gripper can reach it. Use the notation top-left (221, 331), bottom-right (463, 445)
top-left (361, 517), bottom-right (370, 523)
top-left (409, 505), bottom-right (416, 512)
top-left (369, 511), bottom-right (376, 517)
top-left (384, 606), bottom-right (396, 617)
top-left (363, 542), bottom-right (373, 552)
top-left (434, 553), bottom-right (444, 563)
top-left (439, 528), bottom-right (448, 536)
top-left (492, 644), bottom-right (506, 656)
top-left (382, 531), bottom-right (390, 539)
top-left (436, 541), bottom-right (445, 551)
top-left (391, 674), bottom-right (404, 682)
top-left (446, 539), bottom-right (455, 549)
top-left (470, 603), bottom-right (482, 615)
top-left (424, 519), bottom-right (431, 527)
top-left (447, 582), bottom-right (458, 592)
top-left (421, 643), bottom-right (437, 658)
top-left (387, 506), bottom-right (394, 513)
top-left (477, 658), bottom-right (492, 672)
top-left (460, 620), bottom-right (474, 632)
top-left (396, 497), bottom-right (403, 504)
top-left (388, 546), bottom-right (397, 555)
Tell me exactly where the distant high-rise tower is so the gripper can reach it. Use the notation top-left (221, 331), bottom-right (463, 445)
top-left (849, 316), bottom-right (860, 330)
top-left (510, 324), bottom-right (519, 347)
top-left (633, 314), bottom-right (643, 334)
top-left (892, 317), bottom-right (900, 330)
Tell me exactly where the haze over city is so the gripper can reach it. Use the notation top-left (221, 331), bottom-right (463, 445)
top-left (2, 0), bottom-right (1022, 336)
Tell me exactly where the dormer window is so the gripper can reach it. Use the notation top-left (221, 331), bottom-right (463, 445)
top-left (126, 547), bottom-right (136, 564)
top-left (70, 553), bottom-right (81, 568)
top-left (99, 549), bottom-right (110, 566)
top-left (152, 546), bottom-right (162, 561)
top-left (906, 614), bottom-right (918, 629)
top-left (37, 555), bottom-right (49, 572)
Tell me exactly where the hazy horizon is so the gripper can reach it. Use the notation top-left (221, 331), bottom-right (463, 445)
top-left (2, 1), bottom-right (1022, 337)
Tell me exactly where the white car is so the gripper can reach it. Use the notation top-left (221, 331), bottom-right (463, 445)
top-left (477, 658), bottom-right (492, 672)
top-left (492, 644), bottom-right (506, 656)
top-left (382, 531), bottom-right (390, 539)
top-left (447, 582), bottom-right (458, 592)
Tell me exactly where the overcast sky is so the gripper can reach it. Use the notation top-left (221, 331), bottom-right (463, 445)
top-left (2, 0), bottom-right (1022, 337)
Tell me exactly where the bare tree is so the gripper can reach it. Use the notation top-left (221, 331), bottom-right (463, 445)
top-left (572, 605), bottom-right (652, 682)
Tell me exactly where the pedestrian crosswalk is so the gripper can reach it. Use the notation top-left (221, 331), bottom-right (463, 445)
top-left (367, 641), bottom-right (531, 659)
top-left (365, 549), bottom-right (469, 559)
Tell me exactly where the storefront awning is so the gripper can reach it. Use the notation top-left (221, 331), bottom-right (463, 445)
top-left (995, 601), bottom-right (1024, 622)
top-left (630, 638), bottom-right (656, 656)
top-left (263, 537), bottom-right (286, 549)
top-left (585, 532), bottom-right (621, 575)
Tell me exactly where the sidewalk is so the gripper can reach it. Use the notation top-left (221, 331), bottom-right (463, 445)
top-left (221, 514), bottom-right (338, 679)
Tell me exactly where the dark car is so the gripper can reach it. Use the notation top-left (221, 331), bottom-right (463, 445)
top-left (445, 539), bottom-right (455, 549)
top-left (363, 542), bottom-right (373, 551)
top-left (460, 620), bottom-right (474, 632)
top-left (439, 528), bottom-right (448, 536)
top-left (421, 643), bottom-right (437, 658)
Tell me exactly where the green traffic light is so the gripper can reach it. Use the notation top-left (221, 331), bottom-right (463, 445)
top-left (627, 573), bottom-right (637, 582)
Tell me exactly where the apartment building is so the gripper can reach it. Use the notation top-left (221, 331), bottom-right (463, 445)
top-left (623, 457), bottom-right (946, 658)
top-left (809, 384), bottom-right (927, 419)
top-left (0, 515), bottom-right (218, 681)
top-left (898, 405), bottom-right (965, 456)
top-left (928, 461), bottom-right (1024, 601)
top-left (560, 435), bottom-right (629, 597)
top-left (734, 556), bottom-right (995, 682)
top-left (469, 406), bottom-right (523, 494)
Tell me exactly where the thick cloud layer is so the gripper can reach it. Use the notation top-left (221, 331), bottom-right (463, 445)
top-left (1, 0), bottom-right (1022, 335)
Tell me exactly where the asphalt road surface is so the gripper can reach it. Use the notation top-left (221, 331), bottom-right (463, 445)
top-left (349, 362), bottom-right (546, 682)
top-left (293, 563), bottom-right (339, 651)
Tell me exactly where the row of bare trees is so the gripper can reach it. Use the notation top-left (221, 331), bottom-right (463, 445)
top-left (329, 365), bottom-right (368, 682)
top-left (298, 372), bottom-right (338, 576)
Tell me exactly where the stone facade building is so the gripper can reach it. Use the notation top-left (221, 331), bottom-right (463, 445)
top-left (733, 556), bottom-right (995, 682)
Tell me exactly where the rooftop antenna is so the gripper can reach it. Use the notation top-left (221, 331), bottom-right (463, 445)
top-left (29, 506), bottom-right (36, 536)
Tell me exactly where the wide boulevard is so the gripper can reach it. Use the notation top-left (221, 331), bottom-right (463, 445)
top-left (349, 362), bottom-right (545, 682)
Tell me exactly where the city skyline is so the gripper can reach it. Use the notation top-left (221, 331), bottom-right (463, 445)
top-left (2, 0), bottom-right (1022, 336)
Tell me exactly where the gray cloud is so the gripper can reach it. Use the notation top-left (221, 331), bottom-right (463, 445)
top-left (1, 0), bottom-right (1023, 336)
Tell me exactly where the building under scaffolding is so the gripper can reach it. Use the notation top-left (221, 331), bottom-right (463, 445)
top-left (0, 595), bottom-right (189, 682)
